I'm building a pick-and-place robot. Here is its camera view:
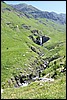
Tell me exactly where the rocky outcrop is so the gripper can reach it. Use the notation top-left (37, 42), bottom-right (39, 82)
top-left (49, 54), bottom-right (60, 62)
top-left (21, 24), bottom-right (31, 30)
top-left (31, 30), bottom-right (38, 34)
top-left (6, 22), bottom-right (11, 25)
top-left (28, 35), bottom-right (36, 42)
top-left (30, 46), bottom-right (36, 52)
top-left (42, 36), bottom-right (50, 44)
top-left (29, 35), bottom-right (50, 45)
top-left (4, 58), bottom-right (50, 88)
top-left (3, 53), bottom-right (65, 89)
top-left (2, 8), bottom-right (11, 11)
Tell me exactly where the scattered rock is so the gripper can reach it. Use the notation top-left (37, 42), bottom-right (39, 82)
top-left (39, 77), bottom-right (54, 82)
top-left (28, 35), bottom-right (35, 42)
top-left (39, 82), bottom-right (43, 86)
top-left (42, 64), bottom-right (46, 68)
top-left (18, 82), bottom-right (22, 86)
top-left (20, 74), bottom-right (26, 78)
top-left (31, 30), bottom-right (38, 34)
top-left (11, 77), bottom-right (15, 83)
top-left (1, 89), bottom-right (4, 93)
top-left (31, 46), bottom-right (36, 52)
top-left (8, 79), bottom-right (11, 85)
top-left (51, 72), bottom-right (57, 78)
top-left (21, 82), bottom-right (28, 87)
top-left (32, 76), bottom-right (39, 81)
top-left (5, 8), bottom-right (11, 11)
top-left (23, 54), bottom-right (25, 56)
top-left (21, 24), bottom-right (30, 30)
top-left (16, 68), bottom-right (19, 70)
top-left (6, 22), bottom-right (11, 25)
top-left (24, 64), bottom-right (27, 66)
top-left (14, 25), bottom-right (19, 28)
top-left (14, 84), bottom-right (19, 88)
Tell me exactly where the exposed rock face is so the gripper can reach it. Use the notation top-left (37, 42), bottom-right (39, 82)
top-left (42, 36), bottom-right (50, 44)
top-left (29, 34), bottom-right (50, 45)
top-left (36, 35), bottom-right (50, 45)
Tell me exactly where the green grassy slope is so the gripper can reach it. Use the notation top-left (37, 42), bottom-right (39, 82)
top-left (1, 2), bottom-right (66, 99)
top-left (1, 75), bottom-right (66, 99)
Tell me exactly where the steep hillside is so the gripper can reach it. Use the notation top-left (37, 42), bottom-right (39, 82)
top-left (1, 1), bottom-right (66, 99)
top-left (10, 3), bottom-right (66, 24)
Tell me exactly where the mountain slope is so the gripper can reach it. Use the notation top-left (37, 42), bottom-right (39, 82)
top-left (1, 1), bottom-right (66, 99)
top-left (10, 3), bottom-right (40, 12)
top-left (10, 3), bottom-right (66, 24)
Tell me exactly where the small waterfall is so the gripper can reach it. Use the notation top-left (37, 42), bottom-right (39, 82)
top-left (40, 36), bottom-right (42, 45)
